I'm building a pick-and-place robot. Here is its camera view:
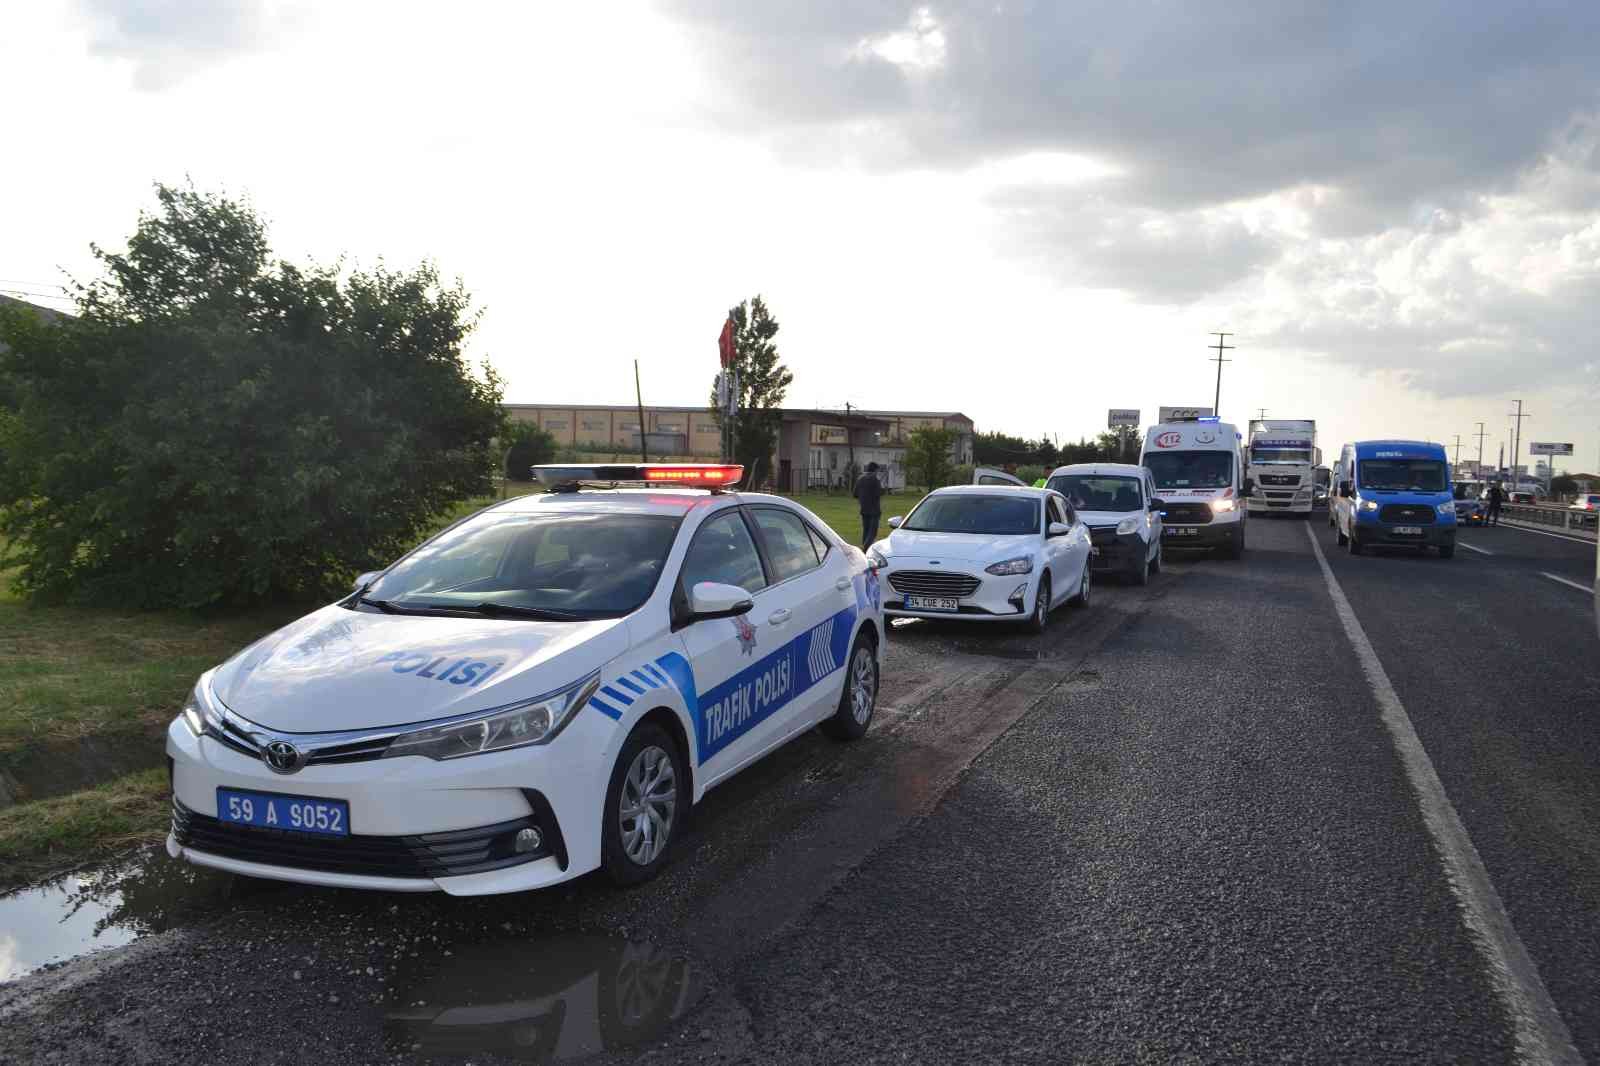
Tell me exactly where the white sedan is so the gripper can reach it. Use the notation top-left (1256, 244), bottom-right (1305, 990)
top-left (166, 465), bottom-right (885, 895)
top-left (869, 485), bottom-right (1093, 631)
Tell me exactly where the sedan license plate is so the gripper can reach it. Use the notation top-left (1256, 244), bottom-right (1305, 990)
top-left (217, 788), bottom-right (349, 836)
top-left (1392, 526), bottom-right (1423, 536)
top-left (904, 595), bottom-right (959, 612)
top-left (1163, 527), bottom-right (1199, 538)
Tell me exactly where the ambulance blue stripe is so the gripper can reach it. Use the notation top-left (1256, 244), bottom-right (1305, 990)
top-left (588, 697), bottom-right (623, 721)
top-left (631, 669), bottom-right (660, 689)
top-left (616, 676), bottom-right (647, 696)
top-left (599, 684), bottom-right (635, 706)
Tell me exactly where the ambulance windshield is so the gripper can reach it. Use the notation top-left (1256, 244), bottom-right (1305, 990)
top-left (1145, 451), bottom-right (1233, 489)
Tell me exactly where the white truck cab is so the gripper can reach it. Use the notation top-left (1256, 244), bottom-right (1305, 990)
top-left (1140, 417), bottom-right (1252, 559)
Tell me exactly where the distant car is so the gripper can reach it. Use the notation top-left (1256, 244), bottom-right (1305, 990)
top-left (1452, 481), bottom-right (1488, 525)
top-left (1570, 494), bottom-right (1600, 512)
top-left (1508, 491), bottom-right (1537, 505)
top-left (871, 485), bottom-right (1093, 631)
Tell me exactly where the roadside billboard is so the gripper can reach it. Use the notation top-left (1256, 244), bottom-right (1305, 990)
top-left (1157, 406), bottom-right (1214, 422)
top-left (1528, 442), bottom-right (1574, 456)
top-left (1107, 408), bottom-right (1140, 428)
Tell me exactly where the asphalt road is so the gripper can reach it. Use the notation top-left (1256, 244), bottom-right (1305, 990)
top-left (1, 514), bottom-right (1595, 1065)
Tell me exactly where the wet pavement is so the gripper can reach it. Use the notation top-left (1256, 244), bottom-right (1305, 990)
top-left (2, 517), bottom-right (1597, 1063)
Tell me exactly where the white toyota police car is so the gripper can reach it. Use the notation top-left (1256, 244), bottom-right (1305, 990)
top-left (166, 465), bottom-right (885, 895)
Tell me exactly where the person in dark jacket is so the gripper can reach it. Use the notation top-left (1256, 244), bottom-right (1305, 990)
top-left (855, 462), bottom-right (884, 549)
top-left (1486, 482), bottom-right (1504, 526)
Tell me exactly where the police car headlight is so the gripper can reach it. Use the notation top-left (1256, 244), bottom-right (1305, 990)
top-left (383, 673), bottom-right (602, 760)
top-left (1115, 516), bottom-right (1140, 535)
top-left (181, 681), bottom-right (222, 737)
top-left (985, 557), bottom-right (1033, 576)
top-left (1359, 499), bottom-right (1379, 512)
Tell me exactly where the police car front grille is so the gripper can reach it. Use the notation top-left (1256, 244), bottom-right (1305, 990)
top-left (1378, 505), bottom-right (1436, 524)
top-left (887, 571), bottom-right (981, 598)
top-left (171, 798), bottom-right (554, 879)
top-left (1161, 502), bottom-right (1214, 525)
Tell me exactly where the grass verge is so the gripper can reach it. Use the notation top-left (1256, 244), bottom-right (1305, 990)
top-left (0, 768), bottom-right (170, 885)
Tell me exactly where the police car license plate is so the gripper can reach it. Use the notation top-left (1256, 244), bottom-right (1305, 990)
top-left (904, 595), bottom-right (959, 612)
top-left (1163, 527), bottom-right (1199, 538)
top-left (217, 788), bottom-right (349, 836)
top-left (1392, 526), bottom-right (1423, 536)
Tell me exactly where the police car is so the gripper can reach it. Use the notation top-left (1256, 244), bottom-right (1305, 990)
top-left (166, 465), bottom-right (885, 895)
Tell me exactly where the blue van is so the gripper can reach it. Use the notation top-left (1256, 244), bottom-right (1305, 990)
top-left (1331, 440), bottom-right (1457, 558)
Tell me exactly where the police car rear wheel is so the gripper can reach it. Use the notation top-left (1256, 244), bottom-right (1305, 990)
top-left (822, 634), bottom-right (877, 741)
top-left (602, 723), bottom-right (685, 885)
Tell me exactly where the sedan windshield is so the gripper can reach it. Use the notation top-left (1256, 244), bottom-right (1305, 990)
top-left (1145, 451), bottom-right (1233, 489)
top-left (903, 495), bottom-right (1040, 535)
top-left (1359, 460), bottom-right (1448, 492)
top-left (1452, 482), bottom-right (1484, 500)
top-left (1046, 475), bottom-right (1142, 512)
top-left (362, 511), bottom-right (680, 619)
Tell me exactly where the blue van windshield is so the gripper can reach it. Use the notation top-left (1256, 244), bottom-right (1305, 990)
top-left (1359, 460), bottom-right (1447, 492)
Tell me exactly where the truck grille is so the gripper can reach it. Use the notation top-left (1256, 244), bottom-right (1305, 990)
top-left (1160, 502), bottom-right (1214, 525)
top-left (1259, 474), bottom-right (1301, 486)
top-left (887, 571), bottom-right (981, 598)
top-left (171, 797), bottom-right (556, 879)
top-left (1378, 504), bottom-right (1436, 524)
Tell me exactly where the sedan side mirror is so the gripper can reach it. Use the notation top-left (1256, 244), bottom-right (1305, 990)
top-left (1339, 481), bottom-right (1352, 498)
top-left (353, 570), bottom-right (381, 592)
top-left (689, 581), bottom-right (754, 621)
top-left (1149, 498), bottom-right (1164, 511)
top-left (1047, 522), bottom-right (1071, 538)
top-left (887, 516), bottom-right (903, 528)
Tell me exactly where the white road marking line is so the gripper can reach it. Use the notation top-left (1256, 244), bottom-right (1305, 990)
top-left (1304, 524), bottom-right (1582, 1065)
top-left (1495, 523), bottom-right (1597, 546)
top-left (1540, 572), bottom-right (1592, 595)
top-left (1458, 542), bottom-right (1494, 555)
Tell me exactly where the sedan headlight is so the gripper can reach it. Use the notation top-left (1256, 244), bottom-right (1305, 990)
top-left (383, 673), bottom-right (601, 761)
top-left (1115, 516), bottom-right (1141, 535)
top-left (985, 557), bottom-right (1034, 576)
top-left (1210, 498), bottom-right (1236, 513)
top-left (181, 680), bottom-right (223, 737)
top-left (868, 547), bottom-right (890, 568)
top-left (1359, 499), bottom-right (1379, 512)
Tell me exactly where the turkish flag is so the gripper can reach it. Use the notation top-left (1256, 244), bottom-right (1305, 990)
top-left (718, 318), bottom-right (737, 368)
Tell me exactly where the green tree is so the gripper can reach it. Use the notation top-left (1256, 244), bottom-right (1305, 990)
top-left (905, 426), bottom-right (960, 491)
top-left (708, 295), bottom-right (792, 483)
top-left (0, 183), bottom-right (505, 607)
top-left (503, 421), bottom-right (557, 481)
top-left (1551, 474), bottom-right (1577, 497)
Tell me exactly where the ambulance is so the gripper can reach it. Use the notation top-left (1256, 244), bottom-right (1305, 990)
top-left (1140, 416), bottom-right (1253, 559)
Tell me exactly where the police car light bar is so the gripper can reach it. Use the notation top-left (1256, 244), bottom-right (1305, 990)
top-left (533, 464), bottom-right (745, 490)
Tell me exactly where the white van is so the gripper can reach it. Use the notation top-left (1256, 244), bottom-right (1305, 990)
top-left (1140, 418), bottom-right (1253, 558)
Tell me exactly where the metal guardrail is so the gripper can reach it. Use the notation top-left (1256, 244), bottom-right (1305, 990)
top-left (1502, 503), bottom-right (1598, 534)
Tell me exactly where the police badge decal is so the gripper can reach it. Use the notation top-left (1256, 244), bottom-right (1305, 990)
top-left (732, 613), bottom-right (758, 655)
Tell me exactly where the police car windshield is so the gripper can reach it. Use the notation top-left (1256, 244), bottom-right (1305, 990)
top-left (363, 512), bottom-right (680, 619)
top-left (1046, 475), bottom-right (1142, 512)
top-left (903, 495), bottom-right (1040, 535)
top-left (1359, 460), bottom-right (1447, 492)
top-left (1145, 451), bottom-right (1232, 489)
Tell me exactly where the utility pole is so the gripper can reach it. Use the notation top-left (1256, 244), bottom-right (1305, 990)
top-left (1508, 400), bottom-right (1529, 487)
top-left (1473, 422), bottom-right (1487, 470)
top-left (1209, 332), bottom-right (1234, 417)
top-left (844, 401), bottom-right (858, 488)
top-left (1451, 435), bottom-right (1463, 467)
top-left (1256, 407), bottom-right (1268, 422)
top-left (634, 359), bottom-right (649, 463)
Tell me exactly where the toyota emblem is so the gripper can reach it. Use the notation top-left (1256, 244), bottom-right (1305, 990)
top-left (263, 740), bottom-right (304, 774)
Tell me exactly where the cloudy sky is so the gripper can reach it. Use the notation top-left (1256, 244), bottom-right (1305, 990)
top-left (4, 1), bottom-right (1598, 474)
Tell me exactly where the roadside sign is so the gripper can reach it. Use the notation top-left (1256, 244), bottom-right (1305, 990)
top-left (1158, 406), bottom-right (1214, 423)
top-left (1528, 442), bottom-right (1574, 456)
top-left (1108, 408), bottom-right (1140, 428)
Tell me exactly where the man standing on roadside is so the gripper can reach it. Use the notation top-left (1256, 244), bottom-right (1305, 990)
top-left (855, 461), bottom-right (884, 550)
top-left (1486, 481), bottom-right (1504, 526)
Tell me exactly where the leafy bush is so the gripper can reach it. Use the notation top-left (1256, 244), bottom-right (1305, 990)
top-left (0, 184), bottom-right (505, 607)
top-left (503, 422), bottom-right (558, 480)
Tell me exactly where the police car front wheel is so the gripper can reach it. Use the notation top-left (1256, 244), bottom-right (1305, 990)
top-left (602, 722), bottom-right (688, 886)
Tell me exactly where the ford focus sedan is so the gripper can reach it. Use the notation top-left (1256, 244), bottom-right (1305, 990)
top-left (166, 465), bottom-right (885, 895)
top-left (869, 485), bottom-right (1092, 631)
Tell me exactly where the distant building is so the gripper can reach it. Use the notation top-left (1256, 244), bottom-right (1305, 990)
top-left (503, 403), bottom-right (975, 492)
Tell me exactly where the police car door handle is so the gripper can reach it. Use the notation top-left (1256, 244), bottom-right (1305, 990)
top-left (767, 608), bottom-right (792, 626)
top-left (835, 577), bottom-right (851, 591)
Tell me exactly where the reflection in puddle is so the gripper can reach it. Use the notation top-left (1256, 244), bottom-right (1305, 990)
top-left (0, 846), bottom-right (241, 982)
top-left (384, 934), bottom-right (703, 1061)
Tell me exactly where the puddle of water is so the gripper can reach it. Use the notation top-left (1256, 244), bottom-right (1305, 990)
top-left (382, 933), bottom-right (704, 1062)
top-left (0, 846), bottom-right (241, 982)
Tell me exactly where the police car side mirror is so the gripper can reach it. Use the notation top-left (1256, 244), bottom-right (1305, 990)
top-left (887, 516), bottom-right (903, 529)
top-left (353, 570), bottom-right (381, 592)
top-left (689, 581), bottom-right (754, 621)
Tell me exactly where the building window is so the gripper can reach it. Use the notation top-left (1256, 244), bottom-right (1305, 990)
top-left (695, 423), bottom-right (719, 434)
top-left (544, 420), bottom-right (567, 430)
top-left (620, 421), bottom-right (640, 431)
top-left (581, 419), bottom-right (607, 431)
top-left (657, 422), bottom-right (681, 432)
